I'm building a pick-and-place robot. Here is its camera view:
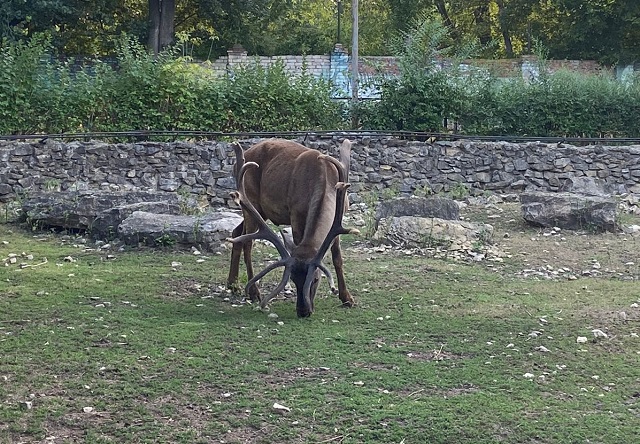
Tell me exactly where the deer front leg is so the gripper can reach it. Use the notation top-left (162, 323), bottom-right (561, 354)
top-left (227, 222), bottom-right (244, 293)
top-left (227, 222), bottom-right (261, 301)
top-left (331, 237), bottom-right (354, 307)
top-left (243, 238), bottom-right (261, 302)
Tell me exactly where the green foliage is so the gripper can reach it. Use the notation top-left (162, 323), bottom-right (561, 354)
top-left (2, 218), bottom-right (640, 443)
top-left (358, 17), bottom-right (481, 132)
top-left (1, 0), bottom-right (639, 65)
top-left (2, 32), bottom-right (640, 137)
top-left (0, 35), bottom-right (344, 135)
top-left (221, 59), bottom-right (344, 132)
top-left (0, 34), bottom-right (49, 134)
top-left (470, 71), bottom-right (640, 137)
top-left (358, 16), bottom-right (640, 138)
top-left (154, 232), bottom-right (177, 247)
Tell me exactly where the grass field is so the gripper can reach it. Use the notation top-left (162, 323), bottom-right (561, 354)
top-left (1, 204), bottom-right (639, 443)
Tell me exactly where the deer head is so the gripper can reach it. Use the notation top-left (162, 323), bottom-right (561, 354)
top-left (227, 139), bottom-right (359, 317)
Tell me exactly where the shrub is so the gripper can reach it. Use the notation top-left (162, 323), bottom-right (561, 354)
top-left (0, 35), bottom-right (344, 135)
top-left (222, 59), bottom-right (344, 132)
top-left (1, 33), bottom-right (639, 137)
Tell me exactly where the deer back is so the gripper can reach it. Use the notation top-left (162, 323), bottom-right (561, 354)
top-left (242, 139), bottom-right (341, 257)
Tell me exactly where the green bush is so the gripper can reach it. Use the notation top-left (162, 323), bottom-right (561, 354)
top-left (221, 59), bottom-right (343, 132)
top-left (363, 59), bottom-right (640, 138)
top-left (1, 33), bottom-right (640, 137)
top-left (0, 35), bottom-right (345, 135)
top-left (0, 35), bottom-right (49, 134)
top-left (357, 16), bottom-right (640, 138)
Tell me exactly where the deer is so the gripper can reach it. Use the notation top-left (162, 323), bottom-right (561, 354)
top-left (226, 139), bottom-right (360, 317)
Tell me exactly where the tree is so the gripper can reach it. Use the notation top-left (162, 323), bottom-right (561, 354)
top-left (148, 0), bottom-right (176, 55)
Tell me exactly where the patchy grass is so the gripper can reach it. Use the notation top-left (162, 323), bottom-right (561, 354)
top-left (1, 210), bottom-right (640, 444)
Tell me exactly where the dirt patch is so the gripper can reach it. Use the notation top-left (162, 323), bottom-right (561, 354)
top-left (399, 382), bottom-right (479, 399)
top-left (461, 201), bottom-right (640, 278)
top-left (345, 199), bottom-right (640, 284)
top-left (261, 366), bottom-right (338, 388)
top-left (163, 277), bottom-right (211, 300)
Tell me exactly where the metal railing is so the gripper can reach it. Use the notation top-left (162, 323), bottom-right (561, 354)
top-left (1, 130), bottom-right (640, 145)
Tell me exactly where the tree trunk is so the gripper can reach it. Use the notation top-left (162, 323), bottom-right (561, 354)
top-left (495, 0), bottom-right (514, 57)
top-left (148, 0), bottom-right (175, 55)
top-left (473, 5), bottom-right (491, 47)
top-left (434, 0), bottom-right (455, 32)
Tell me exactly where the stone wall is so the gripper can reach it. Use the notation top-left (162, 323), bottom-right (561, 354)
top-left (2, 136), bottom-right (640, 205)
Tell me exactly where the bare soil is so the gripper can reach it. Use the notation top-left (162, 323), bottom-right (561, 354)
top-left (460, 201), bottom-right (640, 281)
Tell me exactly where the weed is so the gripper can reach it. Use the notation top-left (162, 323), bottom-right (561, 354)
top-left (381, 183), bottom-right (400, 201)
top-left (413, 184), bottom-right (434, 197)
top-left (361, 189), bottom-right (381, 238)
top-left (447, 182), bottom-right (470, 200)
top-left (43, 178), bottom-right (61, 191)
top-left (155, 232), bottom-right (177, 247)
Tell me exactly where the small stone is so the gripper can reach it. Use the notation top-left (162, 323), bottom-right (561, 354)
top-left (576, 336), bottom-right (588, 344)
top-left (272, 402), bottom-right (291, 413)
top-left (20, 401), bottom-right (33, 410)
top-left (592, 329), bottom-right (608, 339)
top-left (82, 406), bottom-right (94, 413)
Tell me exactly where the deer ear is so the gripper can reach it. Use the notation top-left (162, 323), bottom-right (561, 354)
top-left (279, 227), bottom-right (295, 252)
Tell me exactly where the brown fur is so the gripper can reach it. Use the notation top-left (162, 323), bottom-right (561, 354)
top-left (227, 139), bottom-right (356, 317)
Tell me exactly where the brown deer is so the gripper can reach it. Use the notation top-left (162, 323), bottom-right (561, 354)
top-left (227, 139), bottom-right (359, 317)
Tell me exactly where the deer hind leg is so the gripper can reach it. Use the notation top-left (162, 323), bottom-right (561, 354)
top-left (331, 237), bottom-right (354, 307)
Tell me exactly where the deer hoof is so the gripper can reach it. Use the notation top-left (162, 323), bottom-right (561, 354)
top-left (340, 294), bottom-right (355, 308)
top-left (247, 286), bottom-right (261, 302)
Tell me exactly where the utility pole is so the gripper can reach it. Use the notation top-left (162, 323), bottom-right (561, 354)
top-left (351, 0), bottom-right (359, 128)
top-left (337, 1), bottom-right (343, 43)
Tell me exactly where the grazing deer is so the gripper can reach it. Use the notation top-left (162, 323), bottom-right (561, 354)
top-left (227, 139), bottom-right (359, 317)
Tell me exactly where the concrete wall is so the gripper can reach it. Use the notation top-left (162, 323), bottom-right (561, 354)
top-left (208, 46), bottom-right (615, 100)
top-left (2, 136), bottom-right (640, 205)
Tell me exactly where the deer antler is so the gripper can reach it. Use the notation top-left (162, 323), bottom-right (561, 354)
top-left (231, 145), bottom-right (355, 310)
top-left (229, 161), bottom-right (294, 304)
top-left (311, 155), bottom-right (360, 267)
top-left (231, 159), bottom-right (337, 307)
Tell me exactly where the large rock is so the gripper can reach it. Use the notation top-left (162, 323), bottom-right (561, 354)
top-left (558, 176), bottom-right (616, 196)
top-left (375, 197), bottom-right (459, 225)
top-left (117, 211), bottom-right (243, 251)
top-left (90, 201), bottom-right (182, 239)
top-left (373, 215), bottom-right (493, 249)
top-left (520, 191), bottom-right (618, 232)
top-left (21, 191), bottom-right (182, 231)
